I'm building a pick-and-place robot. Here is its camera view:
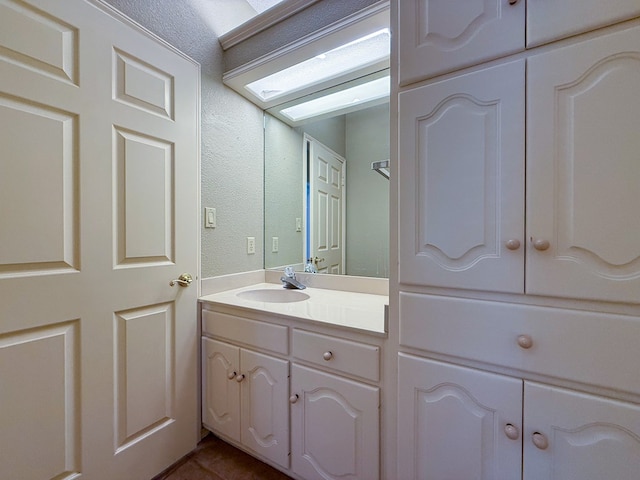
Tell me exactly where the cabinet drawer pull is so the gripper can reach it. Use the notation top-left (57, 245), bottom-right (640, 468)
top-left (532, 238), bottom-right (550, 251)
top-left (235, 374), bottom-right (245, 383)
top-left (532, 432), bottom-right (549, 450)
top-left (227, 371), bottom-right (237, 380)
top-left (323, 351), bottom-right (333, 361)
top-left (505, 239), bottom-right (521, 250)
top-left (504, 423), bottom-right (520, 440)
top-left (517, 334), bottom-right (533, 349)
top-left (508, 0), bottom-right (518, 5)
top-left (289, 394), bottom-right (299, 404)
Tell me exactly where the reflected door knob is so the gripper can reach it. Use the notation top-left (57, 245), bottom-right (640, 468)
top-left (169, 273), bottom-right (193, 287)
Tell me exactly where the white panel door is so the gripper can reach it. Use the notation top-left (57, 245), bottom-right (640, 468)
top-left (240, 349), bottom-right (289, 469)
top-left (527, 0), bottom-right (640, 48)
top-left (524, 382), bottom-right (640, 480)
top-left (291, 364), bottom-right (379, 480)
top-left (308, 135), bottom-right (345, 274)
top-left (398, 354), bottom-right (523, 480)
top-left (399, 59), bottom-right (525, 292)
top-left (527, 25), bottom-right (640, 303)
top-left (0, 0), bottom-right (199, 478)
top-left (398, 0), bottom-right (524, 85)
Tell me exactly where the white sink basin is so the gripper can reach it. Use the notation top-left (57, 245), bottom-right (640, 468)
top-left (236, 288), bottom-right (310, 303)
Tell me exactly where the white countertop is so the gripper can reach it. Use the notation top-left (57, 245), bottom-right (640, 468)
top-left (199, 282), bottom-right (388, 334)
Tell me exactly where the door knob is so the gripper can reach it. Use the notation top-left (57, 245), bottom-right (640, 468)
top-left (504, 423), bottom-right (520, 440)
top-left (532, 432), bottom-right (549, 450)
top-left (169, 273), bottom-right (193, 287)
top-left (313, 256), bottom-right (325, 265)
top-left (532, 239), bottom-right (550, 251)
top-left (505, 239), bottom-right (521, 250)
top-left (517, 334), bottom-right (533, 349)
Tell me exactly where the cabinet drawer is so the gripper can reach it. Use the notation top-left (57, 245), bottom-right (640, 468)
top-left (292, 329), bottom-right (380, 382)
top-left (202, 309), bottom-right (288, 355)
top-left (527, 0), bottom-right (640, 48)
top-left (400, 293), bottom-right (640, 396)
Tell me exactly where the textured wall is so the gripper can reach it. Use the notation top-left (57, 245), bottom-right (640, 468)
top-left (101, 0), bottom-right (266, 277)
top-left (346, 103), bottom-right (390, 277)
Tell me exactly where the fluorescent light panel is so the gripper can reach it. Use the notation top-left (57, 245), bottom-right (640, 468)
top-left (246, 28), bottom-right (390, 102)
top-left (280, 75), bottom-right (390, 122)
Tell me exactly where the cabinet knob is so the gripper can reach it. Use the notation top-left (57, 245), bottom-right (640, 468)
top-left (517, 334), bottom-right (533, 349)
top-left (227, 371), bottom-right (236, 380)
top-left (504, 423), bottom-right (520, 440)
top-left (505, 239), bottom-right (521, 250)
top-left (532, 432), bottom-right (549, 450)
top-left (323, 351), bottom-right (333, 361)
top-left (532, 238), bottom-right (550, 251)
top-left (289, 394), bottom-right (299, 404)
top-left (235, 374), bottom-right (245, 383)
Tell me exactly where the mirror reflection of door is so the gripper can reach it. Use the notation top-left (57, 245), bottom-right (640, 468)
top-left (306, 134), bottom-right (346, 274)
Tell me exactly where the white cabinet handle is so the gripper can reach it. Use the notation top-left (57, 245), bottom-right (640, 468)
top-left (323, 351), bottom-right (333, 361)
top-left (532, 238), bottom-right (550, 251)
top-left (532, 432), bottom-right (549, 450)
top-left (505, 239), bottom-right (521, 250)
top-left (504, 423), bottom-right (520, 440)
top-left (289, 394), bottom-right (299, 404)
top-left (235, 373), bottom-right (245, 383)
top-left (517, 334), bottom-right (533, 349)
top-left (227, 371), bottom-right (236, 380)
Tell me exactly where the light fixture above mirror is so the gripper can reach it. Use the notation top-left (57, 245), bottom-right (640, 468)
top-left (222, 2), bottom-right (390, 111)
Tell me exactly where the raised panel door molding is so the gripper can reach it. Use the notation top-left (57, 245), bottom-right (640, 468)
top-left (291, 364), bottom-right (379, 480)
top-left (399, 59), bottom-right (524, 292)
top-left (240, 349), bottom-right (289, 469)
top-left (524, 382), bottom-right (640, 479)
top-left (398, 0), bottom-right (524, 85)
top-left (527, 25), bottom-right (640, 303)
top-left (202, 338), bottom-right (240, 442)
top-left (398, 354), bottom-right (522, 479)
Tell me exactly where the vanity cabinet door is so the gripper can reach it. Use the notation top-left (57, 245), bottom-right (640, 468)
top-left (398, 354), bottom-right (523, 480)
top-left (399, 59), bottom-right (525, 292)
top-left (239, 349), bottom-right (289, 469)
top-left (290, 364), bottom-right (379, 480)
top-left (398, 0), bottom-right (524, 85)
top-left (523, 382), bottom-right (640, 480)
top-left (202, 338), bottom-right (240, 442)
top-left (527, 24), bottom-right (640, 304)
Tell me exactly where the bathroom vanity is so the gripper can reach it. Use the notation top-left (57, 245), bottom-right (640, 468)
top-left (199, 280), bottom-right (387, 480)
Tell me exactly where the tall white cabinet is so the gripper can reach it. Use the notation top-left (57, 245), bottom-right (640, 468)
top-left (394, 1), bottom-right (640, 478)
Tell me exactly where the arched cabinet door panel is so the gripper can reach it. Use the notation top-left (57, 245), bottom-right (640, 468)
top-left (527, 24), bottom-right (640, 303)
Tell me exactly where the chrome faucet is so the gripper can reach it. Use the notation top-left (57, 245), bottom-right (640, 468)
top-left (281, 266), bottom-right (306, 290)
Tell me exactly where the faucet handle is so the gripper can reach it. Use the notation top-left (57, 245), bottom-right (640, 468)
top-left (284, 266), bottom-right (296, 278)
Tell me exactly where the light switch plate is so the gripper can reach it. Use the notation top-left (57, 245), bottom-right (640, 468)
top-left (204, 207), bottom-right (216, 228)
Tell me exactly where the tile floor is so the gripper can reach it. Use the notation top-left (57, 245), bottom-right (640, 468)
top-left (153, 434), bottom-right (293, 480)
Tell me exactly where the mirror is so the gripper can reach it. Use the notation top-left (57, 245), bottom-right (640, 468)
top-left (264, 72), bottom-right (389, 278)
